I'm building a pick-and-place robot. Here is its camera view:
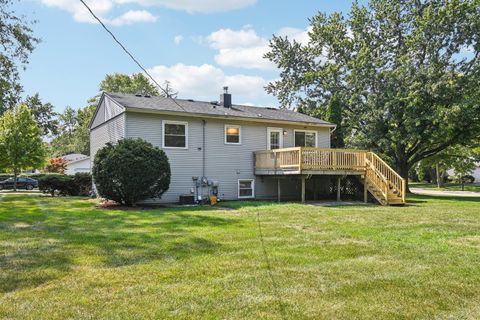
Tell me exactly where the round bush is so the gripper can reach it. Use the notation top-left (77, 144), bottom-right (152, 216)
top-left (93, 139), bottom-right (171, 206)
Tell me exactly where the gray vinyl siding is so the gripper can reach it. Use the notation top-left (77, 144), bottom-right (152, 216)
top-left (125, 110), bottom-right (331, 203)
top-left (91, 96), bottom-right (125, 129)
top-left (90, 113), bottom-right (126, 165)
top-left (91, 99), bottom-right (106, 129)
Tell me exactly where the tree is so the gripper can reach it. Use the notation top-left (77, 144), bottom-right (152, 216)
top-left (161, 80), bottom-right (178, 98)
top-left (0, 104), bottom-right (46, 190)
top-left (325, 93), bottom-right (344, 148)
top-left (24, 93), bottom-right (59, 136)
top-left (419, 144), bottom-right (480, 187)
top-left (99, 73), bottom-right (160, 96)
top-left (49, 104), bottom-right (95, 156)
top-left (93, 139), bottom-right (171, 206)
top-left (265, 0), bottom-right (480, 190)
top-left (45, 157), bottom-right (67, 174)
top-left (0, 0), bottom-right (40, 114)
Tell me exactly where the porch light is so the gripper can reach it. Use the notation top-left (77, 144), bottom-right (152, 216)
top-left (283, 129), bottom-right (288, 135)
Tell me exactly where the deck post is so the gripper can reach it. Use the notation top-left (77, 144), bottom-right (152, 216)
top-left (301, 176), bottom-right (306, 203)
top-left (363, 176), bottom-right (368, 203)
top-left (336, 176), bottom-right (341, 201)
top-left (277, 178), bottom-right (281, 203)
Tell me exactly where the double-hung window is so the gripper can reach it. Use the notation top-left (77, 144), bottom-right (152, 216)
top-left (163, 121), bottom-right (188, 149)
top-left (225, 124), bottom-right (241, 144)
top-left (238, 179), bottom-right (254, 199)
top-left (294, 130), bottom-right (317, 147)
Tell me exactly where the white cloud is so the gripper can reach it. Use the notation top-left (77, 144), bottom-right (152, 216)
top-left (40, 0), bottom-right (158, 26)
top-left (146, 63), bottom-right (268, 101)
top-left (114, 0), bottom-right (257, 13)
top-left (203, 26), bottom-right (312, 70)
top-left (205, 27), bottom-right (274, 70)
top-left (206, 28), bottom-right (264, 49)
top-left (276, 26), bottom-right (312, 46)
top-left (40, 0), bottom-right (257, 22)
top-left (110, 10), bottom-right (158, 26)
top-left (174, 35), bottom-right (184, 45)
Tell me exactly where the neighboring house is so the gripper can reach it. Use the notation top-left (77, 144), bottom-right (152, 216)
top-left (447, 163), bottom-right (480, 183)
top-left (90, 90), bottom-right (406, 205)
top-left (63, 154), bottom-right (91, 175)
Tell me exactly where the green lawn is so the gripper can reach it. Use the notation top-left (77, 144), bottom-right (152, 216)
top-left (1, 194), bottom-right (480, 319)
top-left (411, 182), bottom-right (480, 192)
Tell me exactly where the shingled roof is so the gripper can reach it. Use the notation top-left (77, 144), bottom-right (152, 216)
top-left (106, 92), bottom-right (334, 127)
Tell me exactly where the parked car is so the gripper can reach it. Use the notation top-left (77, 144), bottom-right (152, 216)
top-left (0, 177), bottom-right (38, 190)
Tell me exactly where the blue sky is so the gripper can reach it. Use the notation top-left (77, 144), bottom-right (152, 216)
top-left (16, 0), bottom-right (359, 112)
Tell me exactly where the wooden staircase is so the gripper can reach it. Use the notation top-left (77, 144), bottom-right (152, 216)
top-left (254, 147), bottom-right (406, 206)
top-left (363, 152), bottom-right (406, 206)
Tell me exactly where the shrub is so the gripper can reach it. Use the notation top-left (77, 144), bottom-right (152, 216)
top-left (461, 175), bottom-right (475, 184)
top-left (38, 174), bottom-right (75, 196)
top-left (37, 173), bottom-right (92, 197)
top-left (93, 139), bottom-right (171, 206)
top-left (73, 172), bottom-right (93, 196)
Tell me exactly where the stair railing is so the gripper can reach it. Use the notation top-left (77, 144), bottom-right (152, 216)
top-left (366, 152), bottom-right (406, 202)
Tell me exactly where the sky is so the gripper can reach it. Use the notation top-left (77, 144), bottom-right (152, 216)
top-left (15, 0), bottom-right (360, 113)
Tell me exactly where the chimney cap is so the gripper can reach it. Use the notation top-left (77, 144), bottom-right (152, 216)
top-left (223, 86), bottom-right (229, 94)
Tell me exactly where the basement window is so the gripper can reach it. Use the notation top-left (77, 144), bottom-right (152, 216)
top-left (225, 124), bottom-right (241, 144)
top-left (238, 179), bottom-right (254, 199)
top-left (163, 121), bottom-right (188, 149)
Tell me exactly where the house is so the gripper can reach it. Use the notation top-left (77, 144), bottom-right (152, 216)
top-left (447, 163), bottom-right (480, 183)
top-left (63, 154), bottom-right (91, 175)
top-left (90, 89), bottom-right (405, 205)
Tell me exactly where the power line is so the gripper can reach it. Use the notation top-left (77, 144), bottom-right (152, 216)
top-left (78, 0), bottom-right (186, 111)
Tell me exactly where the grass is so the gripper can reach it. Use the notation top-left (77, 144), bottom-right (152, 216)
top-left (1, 194), bottom-right (480, 319)
top-left (410, 182), bottom-right (480, 192)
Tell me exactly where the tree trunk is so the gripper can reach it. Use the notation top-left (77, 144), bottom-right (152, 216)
top-left (396, 159), bottom-right (411, 193)
top-left (436, 163), bottom-right (445, 188)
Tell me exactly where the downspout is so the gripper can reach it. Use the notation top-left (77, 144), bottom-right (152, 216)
top-left (201, 119), bottom-right (206, 201)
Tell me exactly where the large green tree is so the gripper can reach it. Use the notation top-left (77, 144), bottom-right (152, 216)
top-left (0, 0), bottom-right (39, 114)
top-left (24, 93), bottom-right (59, 136)
top-left (265, 0), bottom-right (480, 188)
top-left (99, 73), bottom-right (160, 96)
top-left (0, 104), bottom-right (46, 190)
top-left (49, 105), bottom-right (95, 156)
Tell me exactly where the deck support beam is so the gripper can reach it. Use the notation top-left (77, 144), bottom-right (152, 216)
top-left (301, 176), bottom-right (306, 203)
top-left (363, 176), bottom-right (368, 203)
top-left (336, 176), bottom-right (341, 201)
top-left (277, 178), bottom-right (281, 203)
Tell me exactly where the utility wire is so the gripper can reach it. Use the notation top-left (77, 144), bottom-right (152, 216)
top-left (78, 0), bottom-right (186, 112)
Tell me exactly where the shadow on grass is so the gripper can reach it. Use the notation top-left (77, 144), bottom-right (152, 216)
top-left (407, 193), bottom-right (480, 203)
top-left (0, 195), bottom-right (237, 293)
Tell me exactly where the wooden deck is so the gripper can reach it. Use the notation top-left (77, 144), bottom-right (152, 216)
top-left (254, 147), bottom-right (406, 205)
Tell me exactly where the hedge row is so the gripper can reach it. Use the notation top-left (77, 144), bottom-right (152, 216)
top-left (37, 173), bottom-right (92, 197)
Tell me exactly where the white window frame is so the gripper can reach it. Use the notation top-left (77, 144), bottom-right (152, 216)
top-left (293, 129), bottom-right (318, 148)
top-left (224, 124), bottom-right (242, 145)
top-left (267, 127), bottom-right (284, 150)
top-left (162, 120), bottom-right (188, 149)
top-left (238, 179), bottom-right (255, 199)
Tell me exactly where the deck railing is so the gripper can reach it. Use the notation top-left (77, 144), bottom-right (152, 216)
top-left (254, 147), bottom-right (406, 204)
top-left (255, 147), bottom-right (367, 172)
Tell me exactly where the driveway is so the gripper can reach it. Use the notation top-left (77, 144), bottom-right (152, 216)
top-left (410, 188), bottom-right (480, 198)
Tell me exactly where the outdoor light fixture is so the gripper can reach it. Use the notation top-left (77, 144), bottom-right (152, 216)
top-left (283, 129), bottom-right (288, 135)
